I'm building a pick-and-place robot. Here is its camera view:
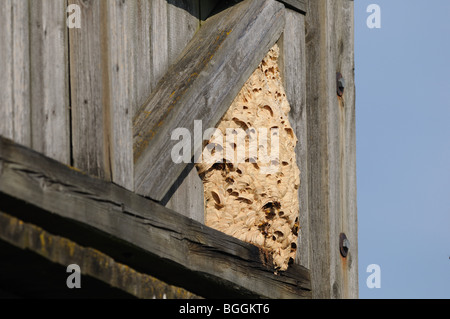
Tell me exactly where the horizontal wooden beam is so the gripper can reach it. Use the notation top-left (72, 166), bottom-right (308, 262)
top-left (0, 211), bottom-right (198, 299)
top-left (133, 0), bottom-right (285, 201)
top-left (0, 137), bottom-right (311, 299)
top-left (278, 0), bottom-right (307, 14)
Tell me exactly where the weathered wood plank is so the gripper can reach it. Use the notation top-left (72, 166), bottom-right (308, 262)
top-left (150, 0), bottom-right (169, 91)
top-left (30, 0), bottom-right (70, 164)
top-left (0, 211), bottom-right (199, 299)
top-left (165, 166), bottom-right (205, 223)
top-left (326, 0), bottom-right (358, 299)
top-left (106, 0), bottom-right (135, 190)
top-left (0, 136), bottom-right (311, 299)
top-left (133, 0), bottom-right (286, 201)
top-left (0, 0), bottom-right (31, 147)
top-left (278, 0), bottom-right (307, 14)
top-left (69, 0), bottom-right (111, 180)
top-left (305, 0), bottom-right (357, 298)
top-left (167, 0), bottom-right (200, 66)
top-left (278, 9), bottom-right (309, 269)
top-left (165, 0), bottom-right (204, 223)
top-left (131, 0), bottom-right (152, 113)
top-left (0, 1), bottom-right (13, 140)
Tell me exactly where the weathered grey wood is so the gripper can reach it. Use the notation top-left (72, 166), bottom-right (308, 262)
top-left (0, 0), bottom-right (31, 147)
top-left (278, 9), bottom-right (309, 269)
top-left (30, 0), bottom-right (70, 164)
top-left (150, 0), bottom-right (169, 91)
top-left (278, 0), bottom-right (307, 14)
top-left (165, 167), bottom-right (205, 223)
top-left (305, 0), bottom-right (357, 298)
top-left (133, 0), bottom-right (286, 201)
top-left (0, 136), bottom-right (311, 299)
top-left (165, 0), bottom-right (204, 222)
top-left (0, 211), bottom-right (199, 299)
top-left (131, 0), bottom-right (152, 113)
top-left (106, 0), bottom-right (135, 190)
top-left (167, 0), bottom-right (200, 66)
top-left (69, 0), bottom-right (111, 180)
top-left (0, 1), bottom-right (13, 141)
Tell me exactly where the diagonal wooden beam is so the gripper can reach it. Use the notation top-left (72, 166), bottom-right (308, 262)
top-left (0, 137), bottom-right (311, 298)
top-left (133, 0), bottom-right (286, 201)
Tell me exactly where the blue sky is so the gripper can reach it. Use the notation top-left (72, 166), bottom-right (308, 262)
top-left (355, 0), bottom-right (450, 298)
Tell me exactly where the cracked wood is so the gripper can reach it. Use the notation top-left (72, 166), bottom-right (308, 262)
top-left (0, 136), bottom-right (311, 299)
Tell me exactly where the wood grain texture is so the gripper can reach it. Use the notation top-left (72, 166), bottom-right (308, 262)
top-left (305, 0), bottom-right (357, 298)
top-left (106, 0), bottom-right (135, 191)
top-left (167, 0), bottom-right (200, 66)
top-left (150, 0), bottom-right (169, 91)
top-left (278, 9), bottom-right (309, 269)
top-left (165, 0), bottom-right (204, 223)
top-left (0, 136), bottom-right (311, 299)
top-left (0, 211), bottom-right (199, 299)
top-left (0, 0), bottom-right (31, 147)
top-left (30, 0), bottom-right (70, 164)
top-left (131, 0), bottom-right (152, 113)
top-left (69, 0), bottom-right (111, 180)
top-left (133, 0), bottom-right (286, 201)
top-left (127, 0), bottom-right (204, 221)
top-left (165, 166), bottom-right (205, 223)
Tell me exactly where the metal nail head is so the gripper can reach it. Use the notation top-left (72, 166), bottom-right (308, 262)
top-left (337, 72), bottom-right (345, 97)
top-left (339, 232), bottom-right (349, 257)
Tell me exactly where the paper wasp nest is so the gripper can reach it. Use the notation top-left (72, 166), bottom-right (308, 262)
top-left (196, 44), bottom-right (300, 271)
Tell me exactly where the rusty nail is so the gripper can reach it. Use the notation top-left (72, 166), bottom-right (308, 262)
top-left (339, 233), bottom-right (349, 257)
top-left (337, 72), bottom-right (345, 97)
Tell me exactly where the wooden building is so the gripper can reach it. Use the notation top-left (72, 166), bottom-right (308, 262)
top-left (0, 0), bottom-right (357, 299)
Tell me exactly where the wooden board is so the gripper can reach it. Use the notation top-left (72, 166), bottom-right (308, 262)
top-left (0, 136), bottom-right (311, 299)
top-left (0, 0), bottom-right (69, 165)
top-left (106, 0), bottom-right (135, 191)
top-left (69, 0), bottom-right (136, 189)
top-left (133, 0), bottom-right (286, 201)
top-left (167, 0), bottom-right (200, 66)
top-left (69, 0), bottom-right (111, 181)
top-left (0, 211), bottom-right (199, 299)
top-left (304, 0), bottom-right (358, 298)
top-left (278, 9), bottom-right (310, 269)
top-left (30, 0), bottom-right (70, 165)
top-left (165, 0), bottom-right (204, 223)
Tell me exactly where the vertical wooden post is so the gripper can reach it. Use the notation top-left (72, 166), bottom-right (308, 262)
top-left (30, 0), bottom-right (70, 165)
top-left (106, 0), bottom-right (135, 191)
top-left (0, 0), bottom-right (69, 164)
top-left (279, 8), bottom-right (310, 269)
top-left (70, 0), bottom-right (135, 189)
top-left (69, 0), bottom-right (112, 181)
top-left (163, 0), bottom-right (205, 223)
top-left (305, 0), bottom-right (358, 298)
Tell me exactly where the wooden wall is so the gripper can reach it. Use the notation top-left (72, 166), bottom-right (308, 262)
top-left (0, 0), bottom-right (357, 298)
top-left (0, 0), bottom-right (217, 223)
top-left (0, 0), bottom-right (69, 164)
